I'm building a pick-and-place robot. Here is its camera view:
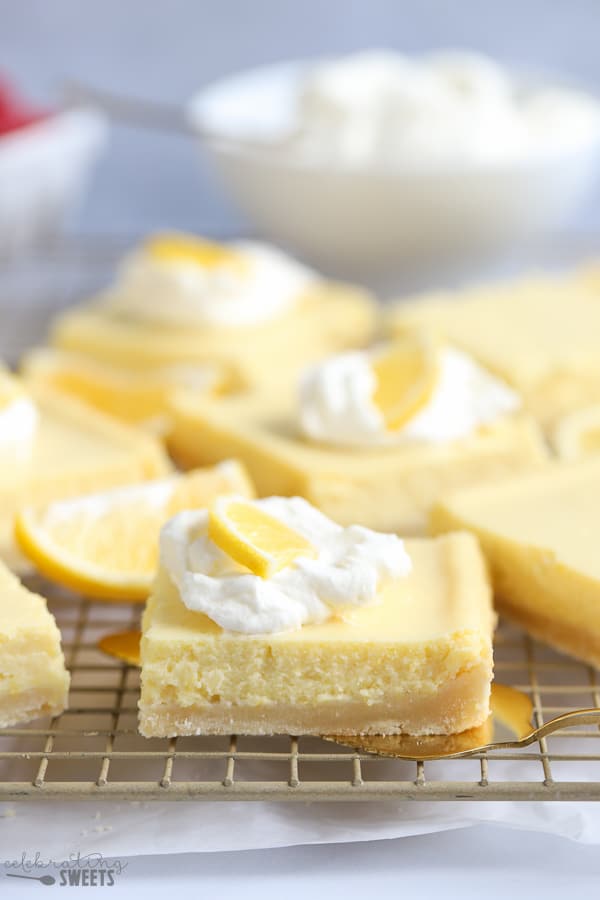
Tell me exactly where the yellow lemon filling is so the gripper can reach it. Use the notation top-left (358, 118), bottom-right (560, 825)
top-left (208, 496), bottom-right (317, 579)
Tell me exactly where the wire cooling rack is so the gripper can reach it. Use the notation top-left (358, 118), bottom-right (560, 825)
top-left (1, 578), bottom-right (600, 802)
top-left (2, 236), bottom-right (600, 802)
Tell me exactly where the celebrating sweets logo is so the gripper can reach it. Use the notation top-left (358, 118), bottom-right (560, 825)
top-left (3, 851), bottom-right (128, 887)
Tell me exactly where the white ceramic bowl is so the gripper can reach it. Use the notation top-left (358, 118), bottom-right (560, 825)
top-left (187, 61), bottom-right (600, 286)
top-left (0, 108), bottom-right (107, 255)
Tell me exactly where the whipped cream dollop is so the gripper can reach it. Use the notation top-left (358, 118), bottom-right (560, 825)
top-left (299, 346), bottom-right (521, 447)
top-left (278, 50), bottom-right (600, 167)
top-left (0, 389), bottom-right (38, 468)
top-left (160, 496), bottom-right (411, 634)
top-left (104, 239), bottom-right (317, 328)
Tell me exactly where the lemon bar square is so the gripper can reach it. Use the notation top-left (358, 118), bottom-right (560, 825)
top-left (168, 389), bottom-right (547, 534)
top-left (1, 384), bottom-right (171, 565)
top-left (431, 458), bottom-right (600, 667)
top-left (386, 268), bottom-right (600, 429)
top-left (0, 561), bottom-right (69, 727)
top-left (51, 283), bottom-right (377, 390)
top-left (139, 533), bottom-right (494, 737)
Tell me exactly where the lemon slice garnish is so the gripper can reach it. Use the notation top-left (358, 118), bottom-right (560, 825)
top-left (371, 336), bottom-right (440, 431)
top-left (552, 404), bottom-right (600, 461)
top-left (208, 496), bottom-right (317, 579)
top-left (14, 463), bottom-right (254, 602)
top-left (146, 232), bottom-right (244, 270)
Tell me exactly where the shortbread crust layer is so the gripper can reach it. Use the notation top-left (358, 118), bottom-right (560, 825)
top-left (139, 666), bottom-right (491, 737)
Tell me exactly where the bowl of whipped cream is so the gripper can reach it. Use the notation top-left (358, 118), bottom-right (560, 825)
top-left (187, 50), bottom-right (600, 286)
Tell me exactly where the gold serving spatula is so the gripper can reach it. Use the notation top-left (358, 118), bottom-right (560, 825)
top-left (98, 630), bottom-right (600, 761)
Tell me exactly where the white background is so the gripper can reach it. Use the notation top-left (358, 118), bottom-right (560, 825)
top-left (2, 0), bottom-right (600, 890)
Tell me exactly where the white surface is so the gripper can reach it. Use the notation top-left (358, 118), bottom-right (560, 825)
top-left (2, 825), bottom-right (600, 896)
top-left (3, 793), bottom-right (600, 859)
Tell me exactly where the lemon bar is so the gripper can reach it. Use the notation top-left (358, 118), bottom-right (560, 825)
top-left (0, 561), bottom-right (69, 727)
top-left (431, 459), bottom-right (600, 667)
top-left (386, 268), bottom-right (600, 429)
top-left (168, 388), bottom-right (547, 534)
top-left (0, 382), bottom-right (171, 564)
top-left (21, 346), bottom-right (227, 433)
top-left (139, 532), bottom-right (494, 737)
top-left (49, 234), bottom-right (377, 390)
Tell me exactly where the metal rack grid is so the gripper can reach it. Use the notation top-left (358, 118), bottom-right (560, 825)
top-left (2, 236), bottom-right (600, 802)
top-left (1, 579), bottom-right (600, 802)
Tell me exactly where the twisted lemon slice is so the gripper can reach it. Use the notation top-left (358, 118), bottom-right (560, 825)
top-left (146, 232), bottom-right (245, 271)
top-left (208, 496), bottom-right (317, 578)
top-left (15, 462), bottom-right (254, 601)
top-left (371, 335), bottom-right (440, 431)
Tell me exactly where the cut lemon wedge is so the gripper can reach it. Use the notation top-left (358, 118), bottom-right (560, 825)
top-left (14, 462), bottom-right (254, 602)
top-left (146, 232), bottom-right (244, 270)
top-left (208, 496), bottom-right (317, 578)
top-left (371, 336), bottom-right (440, 431)
top-left (552, 404), bottom-right (600, 461)
top-left (21, 348), bottom-right (226, 431)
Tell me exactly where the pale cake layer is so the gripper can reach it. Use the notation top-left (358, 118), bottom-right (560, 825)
top-left (431, 459), bottom-right (600, 667)
top-left (168, 389), bottom-right (547, 534)
top-left (386, 270), bottom-right (600, 428)
top-left (0, 562), bottom-right (69, 727)
top-left (139, 534), bottom-right (494, 737)
top-left (51, 284), bottom-right (376, 389)
top-left (0, 384), bottom-right (171, 564)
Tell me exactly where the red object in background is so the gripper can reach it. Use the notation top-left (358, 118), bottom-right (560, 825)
top-left (0, 77), bottom-right (51, 137)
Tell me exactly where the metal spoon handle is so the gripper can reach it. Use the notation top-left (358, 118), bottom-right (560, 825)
top-left (529, 708), bottom-right (600, 742)
top-left (62, 80), bottom-right (194, 136)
